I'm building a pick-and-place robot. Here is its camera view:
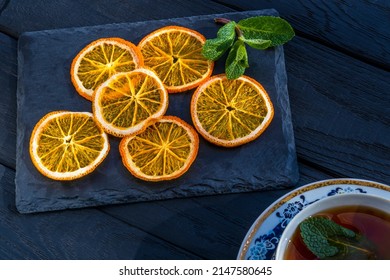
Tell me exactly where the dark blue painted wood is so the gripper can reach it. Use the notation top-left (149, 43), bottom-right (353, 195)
top-left (0, 32), bottom-right (17, 169)
top-left (0, 164), bottom-right (202, 259)
top-left (285, 37), bottom-right (390, 182)
top-left (0, 157), bottom-right (331, 259)
top-left (217, 0), bottom-right (390, 69)
top-left (101, 162), bottom-right (334, 259)
top-left (0, 0), bottom-right (234, 36)
top-left (0, 0), bottom-right (389, 260)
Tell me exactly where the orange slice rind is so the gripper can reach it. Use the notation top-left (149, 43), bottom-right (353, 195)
top-left (71, 37), bottom-right (143, 100)
top-left (29, 111), bottom-right (110, 180)
top-left (120, 116), bottom-right (199, 181)
top-left (191, 74), bottom-right (274, 147)
top-left (92, 68), bottom-right (169, 137)
top-left (138, 26), bottom-right (214, 93)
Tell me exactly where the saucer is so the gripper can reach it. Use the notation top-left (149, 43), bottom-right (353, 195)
top-left (237, 178), bottom-right (390, 260)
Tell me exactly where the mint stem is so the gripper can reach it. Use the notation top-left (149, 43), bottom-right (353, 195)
top-left (235, 26), bottom-right (243, 38)
top-left (214, 17), bottom-right (231, 25)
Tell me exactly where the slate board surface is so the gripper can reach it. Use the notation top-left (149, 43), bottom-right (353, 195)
top-left (15, 9), bottom-right (299, 214)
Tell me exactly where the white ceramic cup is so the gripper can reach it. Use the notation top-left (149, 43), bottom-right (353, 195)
top-left (275, 193), bottom-right (390, 260)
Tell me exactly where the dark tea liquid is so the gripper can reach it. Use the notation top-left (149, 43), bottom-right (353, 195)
top-left (283, 205), bottom-right (390, 260)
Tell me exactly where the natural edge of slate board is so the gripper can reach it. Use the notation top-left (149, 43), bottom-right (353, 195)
top-left (15, 9), bottom-right (299, 214)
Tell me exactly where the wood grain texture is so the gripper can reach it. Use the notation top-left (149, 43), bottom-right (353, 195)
top-left (0, 0), bottom-right (389, 260)
top-left (285, 37), bottom-right (390, 183)
top-left (217, 0), bottom-right (390, 69)
top-left (0, 0), bottom-right (233, 37)
top-left (0, 158), bottom-right (331, 260)
top-left (0, 32), bottom-right (16, 169)
top-left (100, 161), bottom-right (333, 259)
top-left (0, 164), bottom-right (201, 259)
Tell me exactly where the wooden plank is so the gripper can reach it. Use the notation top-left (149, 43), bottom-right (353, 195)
top-left (101, 161), bottom-right (334, 259)
top-left (216, 0), bottom-right (390, 69)
top-left (0, 0), bottom-right (388, 261)
top-left (285, 37), bottom-right (390, 183)
top-left (0, 163), bottom-right (200, 259)
top-left (0, 0), bottom-right (234, 37)
top-left (0, 158), bottom-right (331, 260)
top-left (0, 32), bottom-right (17, 169)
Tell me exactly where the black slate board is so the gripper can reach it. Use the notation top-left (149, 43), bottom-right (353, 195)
top-left (15, 9), bottom-right (299, 213)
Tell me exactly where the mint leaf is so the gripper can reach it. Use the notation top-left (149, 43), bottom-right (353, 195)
top-left (203, 16), bottom-right (294, 79)
top-left (237, 16), bottom-right (295, 47)
top-left (239, 37), bottom-right (272, 50)
top-left (300, 216), bottom-right (377, 260)
top-left (202, 21), bottom-right (236, 60)
top-left (225, 40), bottom-right (248, 80)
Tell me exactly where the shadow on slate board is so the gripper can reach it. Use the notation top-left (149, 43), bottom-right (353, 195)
top-left (15, 9), bottom-right (299, 213)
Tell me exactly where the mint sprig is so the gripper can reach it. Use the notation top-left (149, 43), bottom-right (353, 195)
top-left (202, 16), bottom-right (295, 79)
top-left (299, 216), bottom-right (377, 260)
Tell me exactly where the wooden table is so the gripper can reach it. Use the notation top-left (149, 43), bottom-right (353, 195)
top-left (0, 0), bottom-right (388, 259)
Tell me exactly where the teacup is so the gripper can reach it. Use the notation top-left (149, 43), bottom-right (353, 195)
top-left (275, 193), bottom-right (390, 260)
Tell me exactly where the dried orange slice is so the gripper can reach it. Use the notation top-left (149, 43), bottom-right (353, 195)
top-left (29, 111), bottom-right (110, 180)
top-left (93, 68), bottom-right (169, 137)
top-left (71, 37), bottom-right (143, 100)
top-left (120, 116), bottom-right (199, 181)
top-left (138, 26), bottom-right (214, 93)
top-left (191, 74), bottom-right (274, 147)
